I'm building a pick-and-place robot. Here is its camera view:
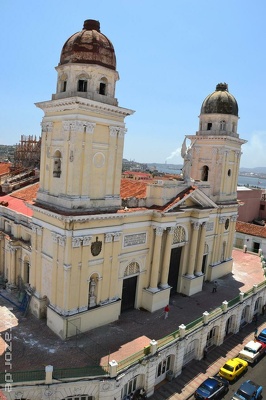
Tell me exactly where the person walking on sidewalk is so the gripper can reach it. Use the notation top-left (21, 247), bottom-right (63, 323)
top-left (212, 280), bottom-right (218, 293)
top-left (164, 304), bottom-right (170, 319)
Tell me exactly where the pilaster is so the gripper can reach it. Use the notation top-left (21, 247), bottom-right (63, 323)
top-left (195, 223), bottom-right (207, 276)
top-left (149, 227), bottom-right (164, 291)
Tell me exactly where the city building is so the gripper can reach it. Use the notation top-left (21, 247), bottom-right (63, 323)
top-left (0, 20), bottom-right (246, 341)
top-left (235, 186), bottom-right (266, 253)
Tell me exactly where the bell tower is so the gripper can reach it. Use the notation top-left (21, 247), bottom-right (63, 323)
top-left (35, 20), bottom-right (134, 212)
top-left (187, 83), bottom-right (246, 203)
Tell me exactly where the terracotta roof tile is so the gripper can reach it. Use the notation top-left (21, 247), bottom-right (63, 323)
top-left (236, 220), bottom-right (266, 238)
top-left (0, 162), bottom-right (11, 176)
top-left (120, 178), bottom-right (147, 199)
top-left (11, 183), bottom-right (39, 202)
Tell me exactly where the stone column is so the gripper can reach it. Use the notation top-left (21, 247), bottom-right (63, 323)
top-left (186, 222), bottom-right (200, 277)
top-left (149, 227), bottom-right (164, 291)
top-left (160, 227), bottom-right (175, 288)
top-left (195, 222), bottom-right (206, 276)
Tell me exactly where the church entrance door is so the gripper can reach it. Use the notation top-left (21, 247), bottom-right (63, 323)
top-left (121, 276), bottom-right (137, 312)
top-left (168, 247), bottom-right (182, 295)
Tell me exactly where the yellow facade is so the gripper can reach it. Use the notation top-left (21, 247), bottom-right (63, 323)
top-left (0, 21), bottom-right (246, 339)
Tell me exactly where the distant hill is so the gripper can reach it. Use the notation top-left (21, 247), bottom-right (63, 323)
top-left (240, 167), bottom-right (266, 174)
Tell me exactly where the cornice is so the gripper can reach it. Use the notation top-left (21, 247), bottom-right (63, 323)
top-left (30, 202), bottom-right (154, 223)
top-left (35, 97), bottom-right (135, 117)
top-left (186, 134), bottom-right (247, 145)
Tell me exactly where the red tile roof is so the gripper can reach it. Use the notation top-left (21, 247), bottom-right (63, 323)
top-left (0, 162), bottom-right (11, 176)
top-left (120, 178), bottom-right (147, 199)
top-left (0, 194), bottom-right (33, 216)
top-left (11, 182), bottom-right (39, 202)
top-left (236, 220), bottom-right (266, 238)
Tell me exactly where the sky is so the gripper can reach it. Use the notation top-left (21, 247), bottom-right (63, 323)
top-left (1, 1), bottom-right (266, 168)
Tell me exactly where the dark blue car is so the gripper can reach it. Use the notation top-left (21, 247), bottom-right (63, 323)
top-left (232, 380), bottom-right (263, 400)
top-left (194, 375), bottom-right (229, 400)
top-left (257, 328), bottom-right (266, 344)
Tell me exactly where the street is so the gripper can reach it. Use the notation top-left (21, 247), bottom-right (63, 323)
top-left (223, 355), bottom-right (265, 399)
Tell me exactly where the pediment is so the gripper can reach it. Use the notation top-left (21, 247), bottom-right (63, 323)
top-left (163, 186), bottom-right (218, 213)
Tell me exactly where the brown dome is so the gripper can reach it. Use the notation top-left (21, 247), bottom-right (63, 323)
top-left (59, 20), bottom-right (116, 70)
top-left (201, 83), bottom-right (238, 117)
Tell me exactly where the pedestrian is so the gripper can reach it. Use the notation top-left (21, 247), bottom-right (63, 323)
top-left (164, 304), bottom-right (170, 319)
top-left (254, 327), bottom-right (258, 340)
top-left (212, 280), bottom-right (218, 293)
top-left (203, 346), bottom-right (208, 359)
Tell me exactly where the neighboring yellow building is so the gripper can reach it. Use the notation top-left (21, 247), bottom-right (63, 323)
top-left (0, 20), bottom-right (246, 339)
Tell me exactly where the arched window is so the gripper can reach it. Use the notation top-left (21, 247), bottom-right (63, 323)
top-left (124, 262), bottom-right (140, 277)
top-left (99, 77), bottom-right (108, 95)
top-left (77, 73), bottom-right (89, 92)
top-left (201, 165), bottom-right (209, 181)
top-left (61, 80), bottom-right (67, 92)
top-left (220, 120), bottom-right (226, 130)
top-left (59, 73), bottom-right (68, 92)
top-left (232, 122), bottom-right (236, 133)
top-left (78, 79), bottom-right (87, 92)
top-left (172, 226), bottom-right (186, 244)
top-left (53, 150), bottom-right (62, 178)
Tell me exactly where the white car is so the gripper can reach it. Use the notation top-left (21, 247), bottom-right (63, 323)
top-left (238, 340), bottom-right (266, 364)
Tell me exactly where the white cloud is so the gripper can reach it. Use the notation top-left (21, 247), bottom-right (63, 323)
top-left (240, 131), bottom-right (266, 168)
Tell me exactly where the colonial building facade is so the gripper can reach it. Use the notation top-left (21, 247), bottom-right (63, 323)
top-left (0, 20), bottom-right (246, 339)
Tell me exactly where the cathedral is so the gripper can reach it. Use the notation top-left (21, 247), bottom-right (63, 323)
top-left (0, 20), bottom-right (246, 339)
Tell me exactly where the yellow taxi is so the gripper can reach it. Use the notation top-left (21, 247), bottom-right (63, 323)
top-left (218, 357), bottom-right (248, 381)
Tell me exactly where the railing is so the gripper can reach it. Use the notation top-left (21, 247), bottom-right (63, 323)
top-left (157, 329), bottom-right (180, 350)
top-left (53, 366), bottom-right (108, 380)
top-left (117, 349), bottom-right (149, 372)
top-left (0, 369), bottom-right (45, 384)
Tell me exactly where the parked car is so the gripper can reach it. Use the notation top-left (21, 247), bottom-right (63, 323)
top-left (257, 328), bottom-right (266, 344)
top-left (238, 340), bottom-right (266, 364)
top-left (231, 380), bottom-right (263, 400)
top-left (194, 375), bottom-right (229, 400)
top-left (218, 357), bottom-right (248, 382)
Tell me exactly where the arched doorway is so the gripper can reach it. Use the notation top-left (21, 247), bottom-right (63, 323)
top-left (121, 262), bottom-right (140, 312)
top-left (225, 315), bottom-right (234, 336)
top-left (206, 326), bottom-right (218, 348)
top-left (168, 247), bottom-right (182, 294)
top-left (168, 226), bottom-right (186, 294)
